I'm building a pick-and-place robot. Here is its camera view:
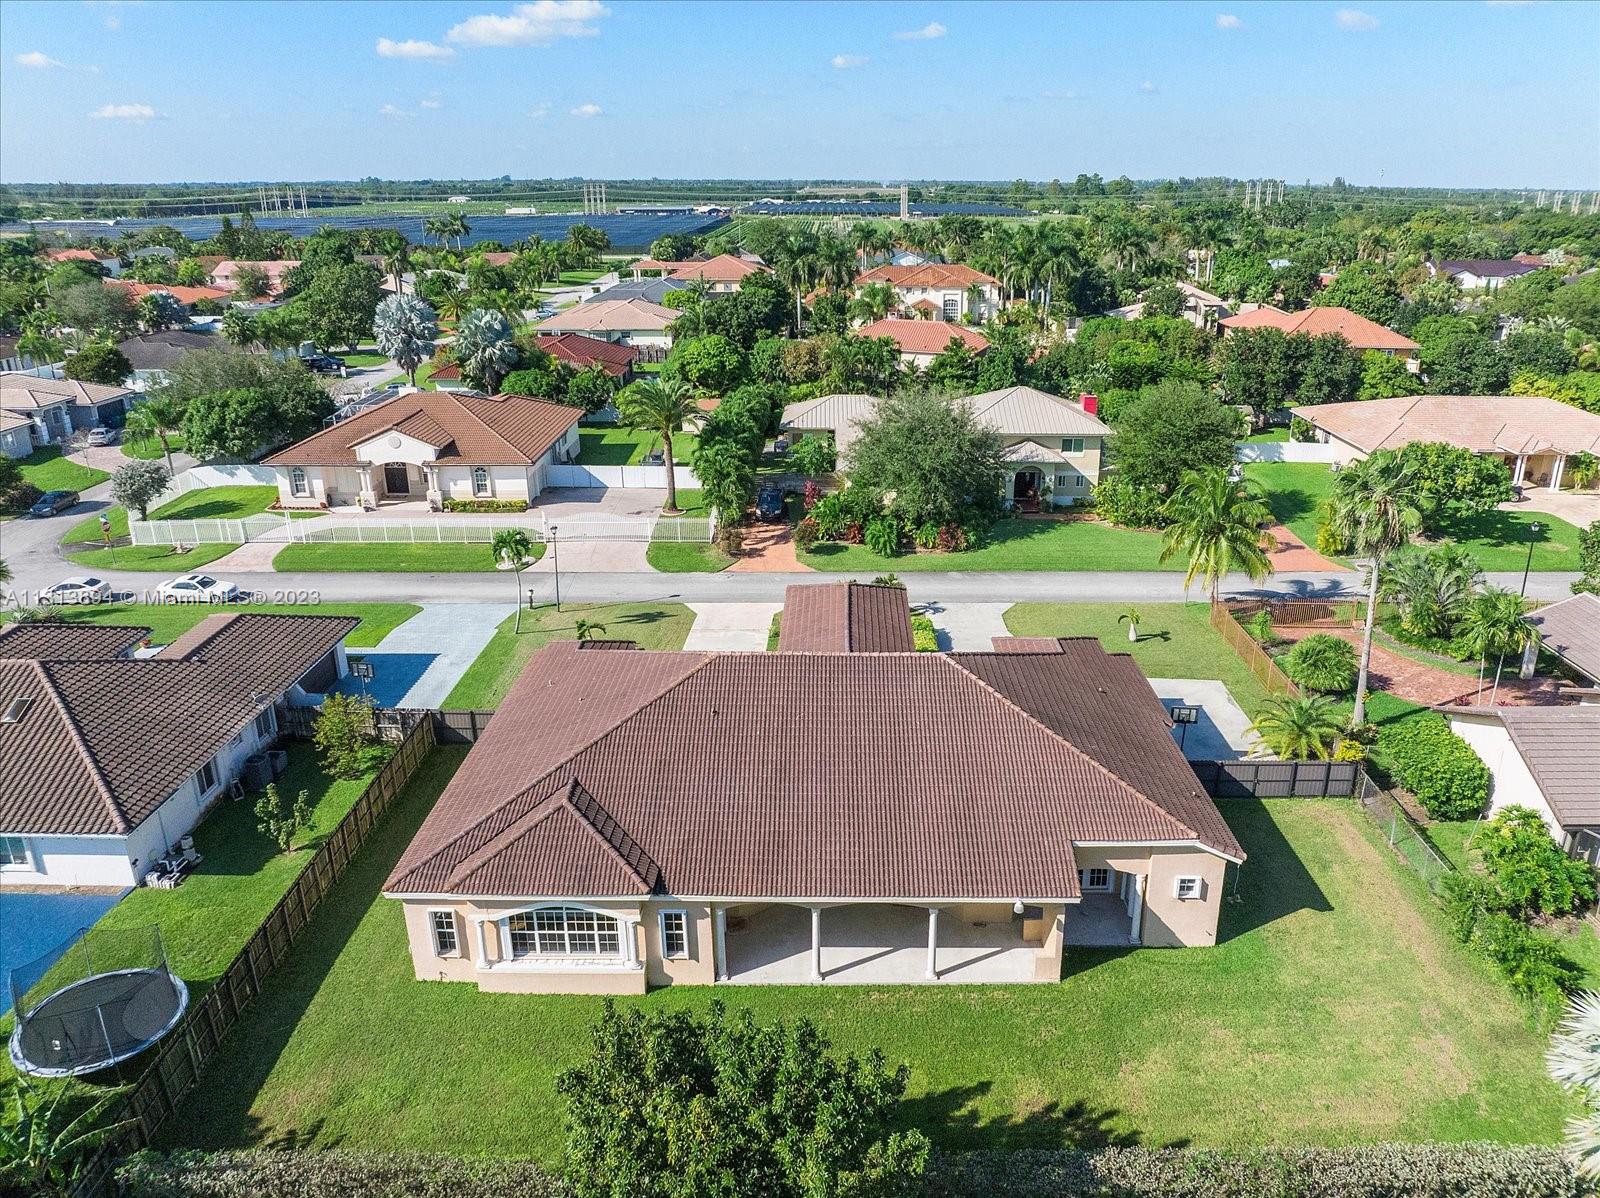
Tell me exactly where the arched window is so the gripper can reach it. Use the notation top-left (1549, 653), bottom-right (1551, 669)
top-left (472, 466), bottom-right (491, 497)
top-left (505, 907), bottom-right (620, 958)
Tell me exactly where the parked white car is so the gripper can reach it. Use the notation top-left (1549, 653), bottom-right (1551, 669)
top-left (155, 573), bottom-right (240, 603)
top-left (39, 576), bottom-right (112, 604)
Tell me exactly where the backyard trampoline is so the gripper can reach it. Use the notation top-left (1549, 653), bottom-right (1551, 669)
top-left (8, 925), bottom-right (187, 1078)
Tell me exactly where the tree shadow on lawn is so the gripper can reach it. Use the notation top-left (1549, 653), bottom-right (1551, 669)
top-left (1215, 800), bottom-right (1330, 942)
top-left (900, 1081), bottom-right (1164, 1152)
top-left (1254, 481), bottom-right (1323, 529)
top-left (1432, 509), bottom-right (1554, 550)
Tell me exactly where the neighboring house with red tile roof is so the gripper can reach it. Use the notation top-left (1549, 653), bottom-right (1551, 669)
top-left (1219, 305), bottom-right (1420, 367)
top-left (45, 247), bottom-right (121, 276)
top-left (856, 317), bottom-right (990, 367)
top-left (530, 298), bottom-right (677, 348)
top-left (539, 333), bottom-right (639, 379)
top-left (208, 259), bottom-right (300, 298)
top-left (854, 262), bottom-right (1001, 322)
top-left (1289, 394), bottom-right (1600, 491)
top-left (0, 614), bottom-right (356, 887)
top-left (777, 582), bottom-right (915, 652)
top-left (1, 373), bottom-right (135, 441)
top-left (667, 253), bottom-right (770, 292)
top-left (384, 637), bottom-right (1243, 992)
top-left (264, 389), bottom-right (582, 510)
top-left (107, 279), bottom-right (233, 309)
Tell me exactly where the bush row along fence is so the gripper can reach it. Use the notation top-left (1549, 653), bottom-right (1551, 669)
top-left (1192, 759), bottom-right (1360, 798)
top-left (279, 705), bottom-right (494, 744)
top-left (131, 512), bottom-right (715, 546)
top-left (1208, 600), bottom-right (1300, 699)
top-left (69, 718), bottom-right (439, 1198)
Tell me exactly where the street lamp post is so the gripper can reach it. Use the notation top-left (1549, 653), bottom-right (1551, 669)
top-left (550, 524), bottom-right (561, 612)
top-left (1519, 521), bottom-right (1543, 597)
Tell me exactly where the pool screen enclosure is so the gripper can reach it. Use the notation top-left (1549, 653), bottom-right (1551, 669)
top-left (8, 925), bottom-right (188, 1078)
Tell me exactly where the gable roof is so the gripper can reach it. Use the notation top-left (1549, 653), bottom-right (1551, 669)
top-left (667, 254), bottom-right (768, 283)
top-left (1453, 706), bottom-right (1600, 828)
top-left (0, 623), bottom-right (148, 660)
top-left (1290, 394), bottom-right (1600, 458)
top-left (385, 639), bottom-right (1242, 902)
top-left (0, 615), bottom-right (356, 837)
top-left (117, 330), bottom-right (230, 370)
top-left (780, 393), bottom-right (878, 450)
top-left (857, 318), bottom-right (990, 356)
top-left (539, 333), bottom-right (639, 377)
top-left (1, 373), bottom-right (133, 412)
top-left (856, 263), bottom-right (999, 290)
top-left (778, 583), bottom-right (915, 653)
top-left (532, 299), bottom-right (677, 334)
top-left (1219, 305), bottom-right (1419, 352)
top-left (1527, 593), bottom-right (1600, 684)
top-left (107, 280), bottom-right (232, 306)
top-left (588, 277), bottom-right (688, 305)
top-left (967, 386), bottom-right (1112, 437)
top-left (264, 390), bottom-right (580, 467)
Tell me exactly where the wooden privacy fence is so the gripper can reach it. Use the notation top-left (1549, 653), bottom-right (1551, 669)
top-left (1221, 599), bottom-right (1359, 628)
top-left (69, 719), bottom-right (438, 1198)
top-left (278, 705), bottom-right (494, 743)
top-left (1208, 601), bottom-right (1300, 698)
top-left (1192, 759), bottom-right (1360, 798)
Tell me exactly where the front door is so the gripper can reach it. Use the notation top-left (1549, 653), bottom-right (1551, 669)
top-left (1013, 470), bottom-right (1039, 500)
top-left (383, 464), bottom-right (410, 495)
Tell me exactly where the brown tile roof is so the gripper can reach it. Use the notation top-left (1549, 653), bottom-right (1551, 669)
top-left (107, 280), bottom-right (232, 306)
top-left (856, 263), bottom-right (999, 290)
top-left (857, 318), bottom-right (990, 356)
top-left (1290, 394), bottom-right (1600, 458)
top-left (1458, 706), bottom-right (1600, 827)
top-left (778, 583), bottom-right (915, 653)
top-left (1218, 305), bottom-right (1419, 352)
top-left (531, 299), bottom-right (677, 334)
top-left (540, 332), bottom-right (638, 377)
top-left (0, 623), bottom-right (148, 660)
top-left (385, 639), bottom-right (1242, 903)
top-left (0, 615), bottom-right (356, 836)
top-left (264, 390), bottom-right (580, 467)
top-left (1528, 593), bottom-right (1600, 684)
top-left (667, 254), bottom-right (768, 283)
top-left (45, 248), bottom-right (102, 262)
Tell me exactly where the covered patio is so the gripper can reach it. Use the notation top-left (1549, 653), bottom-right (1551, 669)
top-left (718, 902), bottom-right (1058, 985)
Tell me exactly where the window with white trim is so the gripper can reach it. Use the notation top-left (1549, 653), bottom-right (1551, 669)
top-left (290, 467), bottom-right (309, 498)
top-left (472, 466), bottom-right (491, 497)
top-left (195, 759), bottom-right (218, 795)
top-left (1060, 437), bottom-right (1084, 454)
top-left (0, 836), bottom-right (29, 868)
top-left (506, 907), bottom-right (621, 958)
top-left (1055, 473), bottom-right (1069, 490)
top-left (1174, 875), bottom-right (1202, 901)
top-left (942, 296), bottom-right (959, 320)
top-left (255, 708), bottom-right (277, 740)
top-left (1078, 867), bottom-right (1112, 891)
top-left (1072, 473), bottom-right (1085, 489)
top-left (659, 909), bottom-right (688, 959)
top-left (430, 911), bottom-right (459, 957)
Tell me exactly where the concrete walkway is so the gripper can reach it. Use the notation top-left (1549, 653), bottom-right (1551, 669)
top-left (343, 602), bottom-right (512, 708)
top-left (1500, 489), bottom-right (1600, 527)
top-left (728, 523), bottom-right (810, 572)
top-left (525, 540), bottom-right (652, 573)
top-left (684, 602), bottom-right (782, 650)
top-left (920, 602), bottom-right (1013, 651)
top-left (1146, 678), bottom-right (1262, 761)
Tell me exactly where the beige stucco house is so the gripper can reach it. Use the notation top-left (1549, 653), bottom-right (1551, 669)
top-left (782, 385), bottom-right (1111, 509)
top-left (384, 634), bottom-right (1243, 994)
top-left (530, 298), bottom-right (677, 348)
top-left (264, 389), bottom-right (581, 511)
top-left (854, 263), bottom-right (1002, 322)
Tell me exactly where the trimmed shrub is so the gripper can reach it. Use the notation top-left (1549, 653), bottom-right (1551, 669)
top-left (1379, 714), bottom-right (1489, 820)
top-left (117, 1151), bottom-right (567, 1197)
top-left (910, 613), bottom-right (939, 652)
top-left (1316, 519), bottom-right (1350, 557)
top-left (864, 514), bottom-right (901, 557)
top-left (1091, 476), bottom-right (1169, 529)
top-left (1282, 634), bottom-right (1357, 693)
top-left (440, 498), bottom-right (529, 513)
top-left (1242, 608), bottom-right (1275, 645)
top-left (792, 516), bottom-right (819, 552)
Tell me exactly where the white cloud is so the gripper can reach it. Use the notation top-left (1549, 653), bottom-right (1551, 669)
top-left (528, 101), bottom-right (551, 119)
top-left (89, 102), bottom-right (157, 120)
top-left (1140, 80), bottom-right (1157, 93)
top-left (1335, 8), bottom-right (1380, 29)
top-left (831, 53), bottom-right (868, 69)
top-left (376, 37), bottom-right (456, 60)
top-left (894, 21), bottom-right (946, 40)
top-left (379, 103), bottom-right (411, 118)
top-left (15, 51), bottom-right (66, 69)
top-left (1216, 13), bottom-right (1243, 29)
top-left (420, 97), bottom-right (443, 109)
top-left (448, 1), bottom-right (609, 48)
top-left (570, 102), bottom-right (602, 117)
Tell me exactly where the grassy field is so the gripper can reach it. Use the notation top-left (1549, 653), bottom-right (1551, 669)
top-left (1003, 602), bottom-right (1274, 715)
top-left (66, 541), bottom-right (237, 571)
top-left (159, 771), bottom-right (1573, 1161)
top-left (646, 542), bottom-right (734, 572)
top-left (44, 601), bottom-right (420, 648)
top-left (1241, 429), bottom-right (1290, 443)
top-left (338, 351), bottom-right (390, 368)
top-left (1244, 462), bottom-right (1585, 571)
top-left (63, 505), bottom-right (129, 545)
top-left (17, 445), bottom-right (109, 494)
top-left (800, 518), bottom-right (1179, 573)
top-left (577, 425), bottom-right (699, 466)
top-left (271, 543), bottom-right (544, 573)
top-left (122, 433), bottom-right (186, 462)
top-left (150, 486), bottom-right (286, 522)
top-left (62, 488), bottom-right (309, 571)
top-left (443, 602), bottom-right (695, 708)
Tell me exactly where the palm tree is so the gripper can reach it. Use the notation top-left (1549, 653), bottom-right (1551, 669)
top-left (1249, 694), bottom-right (1344, 760)
top-left (574, 618), bottom-right (607, 642)
top-left (220, 307), bottom-right (260, 349)
top-left (0, 1076), bottom-right (130, 1197)
top-left (1379, 544), bottom-right (1481, 639)
top-left (423, 216), bottom-right (451, 248)
top-left (1547, 990), bottom-right (1600, 1180)
top-left (1158, 468), bottom-right (1274, 601)
top-left (124, 394), bottom-right (184, 473)
top-left (491, 528), bottom-right (534, 633)
top-left (618, 378), bottom-right (697, 513)
top-left (1457, 586), bottom-right (1537, 704)
top-left (1117, 608), bottom-right (1142, 643)
top-left (1322, 450), bottom-right (1423, 728)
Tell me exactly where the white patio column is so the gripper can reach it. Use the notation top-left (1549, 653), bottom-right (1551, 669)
top-left (473, 917), bottom-right (490, 967)
top-left (1129, 876), bottom-right (1146, 944)
top-left (810, 906), bottom-right (823, 982)
top-left (1512, 454), bottom-right (1527, 486)
top-left (713, 905), bottom-right (728, 982)
top-left (925, 907), bottom-right (939, 980)
top-left (622, 918), bottom-right (639, 968)
top-left (1550, 454), bottom-right (1566, 492)
top-left (1519, 639), bottom-right (1539, 680)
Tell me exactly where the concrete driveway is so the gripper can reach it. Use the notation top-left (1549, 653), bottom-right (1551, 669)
top-left (919, 602), bottom-right (1013, 651)
top-left (1501, 489), bottom-right (1600, 528)
top-left (684, 602), bottom-right (782, 650)
top-left (1147, 678), bottom-right (1262, 761)
top-left (533, 488), bottom-right (667, 521)
top-left (525, 540), bottom-right (651, 573)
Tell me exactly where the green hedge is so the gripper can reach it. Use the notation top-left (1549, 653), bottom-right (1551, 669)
top-left (910, 613), bottom-right (939, 652)
top-left (440, 498), bottom-right (529, 513)
top-left (924, 1145), bottom-right (1586, 1198)
top-left (117, 1146), bottom-right (1588, 1198)
top-left (1378, 714), bottom-right (1489, 820)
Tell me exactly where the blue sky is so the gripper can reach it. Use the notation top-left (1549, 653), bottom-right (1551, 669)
top-left (2, 0), bottom-right (1596, 187)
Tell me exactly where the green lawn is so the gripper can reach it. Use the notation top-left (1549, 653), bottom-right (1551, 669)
top-left (800, 518), bottom-right (1179, 573)
top-left (767, 611), bottom-right (782, 650)
top-left (62, 504), bottom-right (129, 545)
top-left (67, 542), bottom-right (237, 571)
top-left (159, 778), bottom-right (1572, 1161)
top-left (123, 433), bottom-right (186, 462)
top-left (338, 351), bottom-right (390, 368)
top-left (443, 602), bottom-right (696, 709)
top-left (646, 542), bottom-right (734, 572)
top-left (84, 744), bottom-right (375, 994)
top-left (150, 485), bottom-right (285, 522)
top-left (1004, 602), bottom-right (1274, 715)
top-left (271, 543), bottom-right (544, 573)
top-left (44, 601), bottom-right (420, 648)
top-left (1244, 462), bottom-right (1585, 571)
top-left (1241, 428), bottom-right (1290, 443)
top-left (62, 488), bottom-right (309, 569)
top-left (558, 269), bottom-right (607, 284)
top-left (577, 425), bottom-right (699, 466)
top-left (16, 445), bottom-right (109, 494)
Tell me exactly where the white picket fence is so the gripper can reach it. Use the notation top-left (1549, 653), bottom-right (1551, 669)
top-left (1233, 441), bottom-right (1341, 464)
top-left (131, 511), bottom-right (714, 547)
top-left (546, 463), bottom-right (701, 490)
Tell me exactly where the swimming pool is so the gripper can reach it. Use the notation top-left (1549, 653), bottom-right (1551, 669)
top-left (0, 889), bottom-right (126, 1014)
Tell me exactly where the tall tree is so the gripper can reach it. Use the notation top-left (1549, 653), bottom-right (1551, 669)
top-left (1158, 467), bottom-right (1274, 599)
top-left (619, 377), bottom-right (697, 513)
top-left (372, 294), bottom-right (438, 385)
top-left (124, 393), bottom-right (185, 473)
top-left (453, 308), bottom-right (518, 392)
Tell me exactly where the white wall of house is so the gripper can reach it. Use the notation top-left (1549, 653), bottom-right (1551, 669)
top-left (894, 283), bottom-right (999, 321)
top-left (1447, 713), bottom-right (1557, 834)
